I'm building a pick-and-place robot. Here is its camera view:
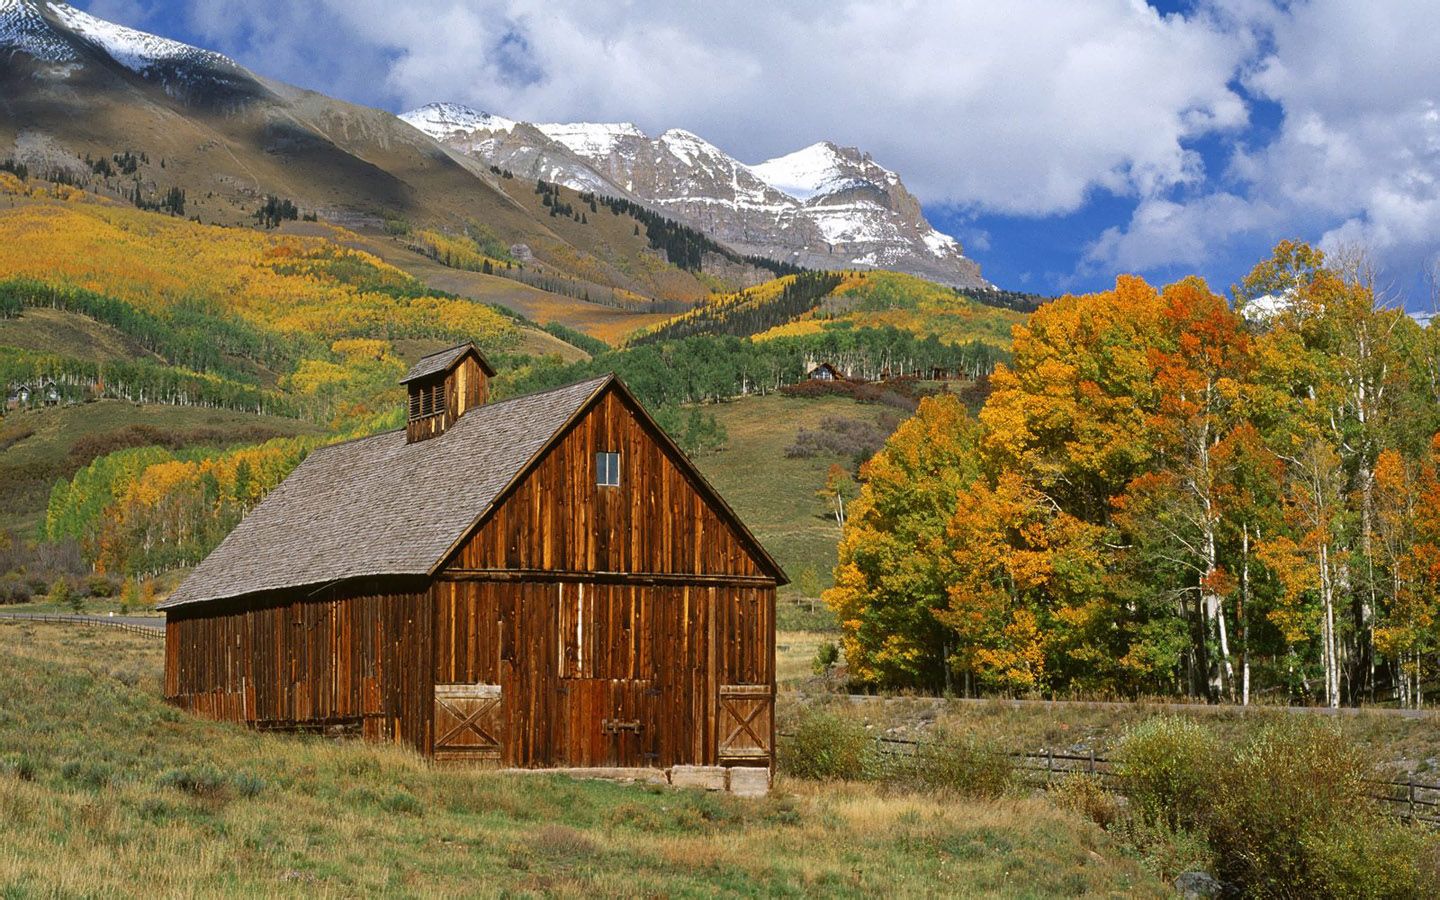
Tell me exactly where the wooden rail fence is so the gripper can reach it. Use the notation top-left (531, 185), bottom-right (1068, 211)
top-left (863, 732), bottom-right (1440, 827)
top-left (0, 612), bottom-right (165, 639)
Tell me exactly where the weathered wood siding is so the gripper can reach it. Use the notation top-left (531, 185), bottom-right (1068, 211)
top-left (165, 580), bottom-right (434, 751)
top-left (450, 388), bottom-right (764, 577)
top-left (430, 578), bottom-right (774, 768)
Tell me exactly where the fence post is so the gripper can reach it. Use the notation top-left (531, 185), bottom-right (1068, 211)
top-left (1088, 748), bottom-right (1095, 775)
top-left (1410, 779), bottom-right (1416, 818)
top-left (1047, 749), bottom-right (1053, 784)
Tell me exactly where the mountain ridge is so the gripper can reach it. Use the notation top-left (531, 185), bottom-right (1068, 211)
top-left (402, 102), bottom-right (989, 290)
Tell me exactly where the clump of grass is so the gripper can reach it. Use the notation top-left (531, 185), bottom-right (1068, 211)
top-left (1049, 773), bottom-right (1122, 829)
top-left (900, 729), bottom-right (1014, 799)
top-left (157, 765), bottom-right (228, 799)
top-left (778, 707), bottom-right (877, 780)
top-left (531, 824), bottom-right (597, 860)
top-left (379, 788), bottom-right (424, 816)
top-left (1, 752), bottom-right (37, 782)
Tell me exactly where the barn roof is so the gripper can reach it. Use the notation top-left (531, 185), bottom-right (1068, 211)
top-left (162, 375), bottom-right (785, 609)
top-left (161, 376), bottom-right (610, 609)
top-left (400, 342), bottom-right (496, 383)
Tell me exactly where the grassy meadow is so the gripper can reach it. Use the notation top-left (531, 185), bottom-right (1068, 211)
top-left (690, 392), bottom-right (889, 604)
top-left (0, 622), bottom-right (1163, 897)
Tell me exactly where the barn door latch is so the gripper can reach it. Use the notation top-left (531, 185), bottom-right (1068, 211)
top-left (602, 719), bottom-right (642, 735)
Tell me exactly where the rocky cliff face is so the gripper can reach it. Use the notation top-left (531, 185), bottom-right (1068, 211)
top-left (402, 103), bottom-right (988, 289)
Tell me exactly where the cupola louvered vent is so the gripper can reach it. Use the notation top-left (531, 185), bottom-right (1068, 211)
top-left (400, 343), bottom-right (495, 444)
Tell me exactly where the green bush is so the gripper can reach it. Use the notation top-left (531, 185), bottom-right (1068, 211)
top-left (778, 708), bottom-right (876, 781)
top-left (1114, 816), bottom-right (1214, 884)
top-left (902, 730), bottom-right (1014, 799)
top-left (1050, 773), bottom-right (1122, 829)
top-left (1, 752), bottom-right (37, 781)
top-left (1207, 717), bottom-right (1379, 896)
top-left (1303, 815), bottom-right (1440, 899)
top-left (1114, 715), bottom-right (1220, 830)
top-left (812, 642), bottom-right (840, 675)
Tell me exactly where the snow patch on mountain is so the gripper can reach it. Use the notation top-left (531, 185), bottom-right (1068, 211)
top-left (748, 143), bottom-right (864, 201)
top-left (0, 0), bottom-right (75, 62)
top-left (534, 121), bottom-right (645, 158)
top-left (400, 102), bottom-right (514, 138)
top-left (922, 228), bottom-right (960, 257)
top-left (49, 2), bottom-right (231, 73)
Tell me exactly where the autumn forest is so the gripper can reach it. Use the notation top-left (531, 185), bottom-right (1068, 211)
top-left (830, 242), bottom-right (1440, 708)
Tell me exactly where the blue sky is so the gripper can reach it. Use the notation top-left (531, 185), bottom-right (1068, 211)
top-left (83, 0), bottom-right (1440, 308)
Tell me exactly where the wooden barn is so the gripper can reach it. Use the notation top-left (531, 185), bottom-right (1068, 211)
top-left (161, 343), bottom-right (785, 777)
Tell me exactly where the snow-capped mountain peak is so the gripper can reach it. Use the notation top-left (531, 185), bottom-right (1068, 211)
top-left (399, 102), bottom-right (515, 138)
top-left (400, 103), bottom-right (988, 288)
top-left (47, 2), bottom-right (233, 74)
top-left (658, 128), bottom-right (731, 167)
top-left (749, 142), bottom-right (900, 201)
top-left (749, 142), bottom-right (852, 201)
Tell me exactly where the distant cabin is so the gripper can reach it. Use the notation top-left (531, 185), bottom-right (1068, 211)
top-left (807, 363), bottom-right (843, 381)
top-left (162, 343), bottom-right (785, 775)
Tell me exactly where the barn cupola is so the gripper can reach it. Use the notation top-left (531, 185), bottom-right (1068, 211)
top-left (401, 342), bottom-right (496, 444)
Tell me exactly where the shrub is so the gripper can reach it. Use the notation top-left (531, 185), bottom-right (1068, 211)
top-left (1113, 715), bottom-right (1220, 830)
top-left (158, 766), bottom-right (228, 799)
top-left (812, 642), bottom-right (840, 675)
top-left (902, 730), bottom-right (1014, 799)
top-left (1207, 717), bottom-right (1378, 896)
top-left (86, 575), bottom-right (117, 598)
top-left (1115, 817), bottom-right (1214, 884)
top-left (49, 577), bottom-right (80, 613)
top-left (779, 708), bottom-right (876, 781)
top-left (61, 760), bottom-right (115, 790)
top-left (1050, 773), bottom-right (1122, 829)
top-left (1304, 815), bottom-right (1440, 899)
top-left (0, 575), bottom-right (32, 605)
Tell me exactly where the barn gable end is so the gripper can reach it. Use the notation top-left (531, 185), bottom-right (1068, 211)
top-left (443, 382), bottom-right (782, 582)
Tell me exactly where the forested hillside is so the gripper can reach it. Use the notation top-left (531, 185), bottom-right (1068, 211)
top-left (829, 242), bottom-right (1440, 708)
top-left (0, 177), bottom-right (577, 578)
top-left (633, 270), bottom-right (1025, 348)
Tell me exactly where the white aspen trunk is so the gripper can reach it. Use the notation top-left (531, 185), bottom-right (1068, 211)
top-left (1241, 525), bottom-right (1252, 706)
top-left (1320, 541), bottom-right (1340, 708)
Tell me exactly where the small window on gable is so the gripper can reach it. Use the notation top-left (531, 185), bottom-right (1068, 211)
top-left (596, 451), bottom-right (621, 488)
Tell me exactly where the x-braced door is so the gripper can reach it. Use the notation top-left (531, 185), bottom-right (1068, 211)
top-left (433, 683), bottom-right (502, 764)
top-left (718, 684), bottom-right (773, 763)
